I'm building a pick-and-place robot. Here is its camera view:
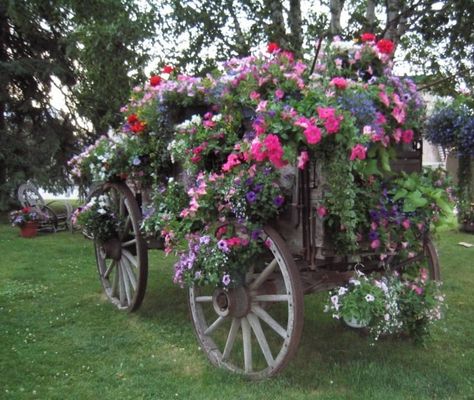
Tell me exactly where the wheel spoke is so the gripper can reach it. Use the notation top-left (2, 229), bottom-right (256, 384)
top-left (122, 238), bottom-right (137, 247)
top-left (195, 296), bottom-right (213, 303)
top-left (122, 249), bottom-right (138, 268)
top-left (119, 194), bottom-right (125, 218)
top-left (204, 316), bottom-right (225, 336)
top-left (122, 257), bottom-right (137, 291)
top-left (120, 261), bottom-right (133, 305)
top-left (255, 294), bottom-right (289, 302)
top-left (111, 265), bottom-right (119, 298)
top-left (242, 317), bottom-right (252, 373)
top-left (247, 313), bottom-right (274, 368)
top-left (118, 264), bottom-right (126, 306)
top-left (252, 305), bottom-right (287, 339)
top-left (104, 260), bottom-right (116, 279)
top-left (121, 216), bottom-right (131, 240)
top-left (250, 259), bottom-right (277, 290)
top-left (222, 318), bottom-right (241, 361)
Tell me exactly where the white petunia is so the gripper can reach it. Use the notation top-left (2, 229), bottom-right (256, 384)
top-left (338, 287), bottom-right (348, 296)
top-left (365, 294), bottom-right (375, 302)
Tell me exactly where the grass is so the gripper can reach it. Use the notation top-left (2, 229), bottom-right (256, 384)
top-left (0, 221), bottom-right (473, 399)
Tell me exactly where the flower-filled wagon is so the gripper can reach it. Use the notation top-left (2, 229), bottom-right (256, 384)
top-left (70, 36), bottom-right (453, 378)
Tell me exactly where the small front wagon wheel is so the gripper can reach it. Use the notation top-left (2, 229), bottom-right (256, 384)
top-left (90, 182), bottom-right (148, 312)
top-left (188, 226), bottom-right (304, 379)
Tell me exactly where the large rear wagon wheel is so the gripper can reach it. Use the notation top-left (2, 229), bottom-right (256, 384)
top-left (90, 182), bottom-right (148, 312)
top-left (391, 236), bottom-right (440, 281)
top-left (189, 226), bottom-right (304, 379)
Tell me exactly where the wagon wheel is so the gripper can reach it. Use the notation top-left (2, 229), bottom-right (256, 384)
top-left (390, 236), bottom-right (441, 281)
top-left (189, 226), bottom-right (304, 379)
top-left (90, 182), bottom-right (148, 312)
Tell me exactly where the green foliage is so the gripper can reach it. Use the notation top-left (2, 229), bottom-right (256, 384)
top-left (0, 0), bottom-right (158, 210)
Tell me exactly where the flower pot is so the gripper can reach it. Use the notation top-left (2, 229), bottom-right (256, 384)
top-left (20, 221), bottom-right (38, 238)
top-left (343, 316), bottom-right (370, 328)
top-left (460, 223), bottom-right (474, 233)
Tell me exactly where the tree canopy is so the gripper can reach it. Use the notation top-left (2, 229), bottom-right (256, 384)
top-left (159, 0), bottom-right (473, 92)
top-left (1, 0), bottom-right (472, 209)
top-left (0, 0), bottom-right (158, 209)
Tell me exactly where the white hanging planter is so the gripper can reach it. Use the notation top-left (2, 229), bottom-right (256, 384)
top-left (343, 316), bottom-right (370, 328)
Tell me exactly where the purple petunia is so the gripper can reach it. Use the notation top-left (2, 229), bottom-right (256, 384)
top-left (222, 274), bottom-right (231, 286)
top-left (368, 230), bottom-right (379, 241)
top-left (273, 195), bottom-right (284, 207)
top-left (246, 191), bottom-right (257, 203)
top-left (199, 235), bottom-right (210, 245)
top-left (217, 239), bottom-right (229, 253)
top-left (251, 229), bottom-right (262, 241)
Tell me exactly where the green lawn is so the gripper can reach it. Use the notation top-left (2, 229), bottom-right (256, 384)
top-left (0, 222), bottom-right (473, 399)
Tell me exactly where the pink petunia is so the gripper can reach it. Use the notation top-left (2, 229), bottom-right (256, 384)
top-left (379, 91), bottom-right (390, 107)
top-left (275, 89), bottom-right (285, 100)
top-left (392, 107), bottom-right (406, 124)
top-left (324, 115), bottom-right (342, 134)
top-left (297, 151), bottom-right (309, 170)
top-left (402, 219), bottom-right (411, 230)
top-left (294, 116), bottom-right (310, 129)
top-left (402, 129), bottom-right (414, 143)
top-left (329, 77), bottom-right (348, 90)
top-left (222, 153), bottom-right (241, 172)
top-left (264, 134), bottom-right (286, 168)
top-left (350, 144), bottom-right (367, 161)
top-left (317, 106), bottom-right (336, 119)
top-left (256, 100), bottom-right (268, 112)
top-left (250, 91), bottom-right (260, 101)
top-left (393, 128), bottom-right (403, 143)
top-left (304, 124), bottom-right (322, 144)
top-left (371, 239), bottom-right (381, 249)
top-left (250, 140), bottom-right (267, 162)
top-left (317, 206), bottom-right (327, 218)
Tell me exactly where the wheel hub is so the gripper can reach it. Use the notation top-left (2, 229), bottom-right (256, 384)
top-left (100, 237), bottom-right (122, 260)
top-left (212, 286), bottom-right (250, 318)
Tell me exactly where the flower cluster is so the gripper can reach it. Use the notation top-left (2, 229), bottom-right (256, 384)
top-left (10, 207), bottom-right (40, 227)
top-left (70, 34), bottom-right (454, 287)
top-left (325, 266), bottom-right (445, 342)
top-left (173, 224), bottom-right (262, 287)
top-left (426, 103), bottom-right (474, 156)
top-left (72, 195), bottom-right (123, 242)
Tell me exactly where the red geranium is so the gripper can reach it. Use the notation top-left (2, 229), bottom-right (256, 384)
top-left (361, 33), bottom-right (376, 42)
top-left (131, 121), bottom-right (146, 133)
top-left (376, 39), bottom-right (395, 54)
top-left (149, 75), bottom-right (162, 86)
top-left (267, 42), bottom-right (280, 54)
top-left (127, 114), bottom-right (138, 124)
top-left (162, 65), bottom-right (174, 74)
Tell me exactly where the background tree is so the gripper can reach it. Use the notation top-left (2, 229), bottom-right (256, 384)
top-left (161, 0), bottom-right (473, 94)
top-left (0, 0), bottom-right (158, 209)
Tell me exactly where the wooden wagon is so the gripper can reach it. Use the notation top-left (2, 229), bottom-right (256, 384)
top-left (85, 137), bottom-right (440, 379)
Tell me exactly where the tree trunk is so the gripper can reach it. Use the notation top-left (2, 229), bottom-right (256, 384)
top-left (288, 0), bottom-right (303, 54)
top-left (264, 0), bottom-right (288, 48)
top-left (329, 0), bottom-right (344, 37)
top-left (365, 0), bottom-right (376, 32)
top-left (385, 0), bottom-right (409, 43)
